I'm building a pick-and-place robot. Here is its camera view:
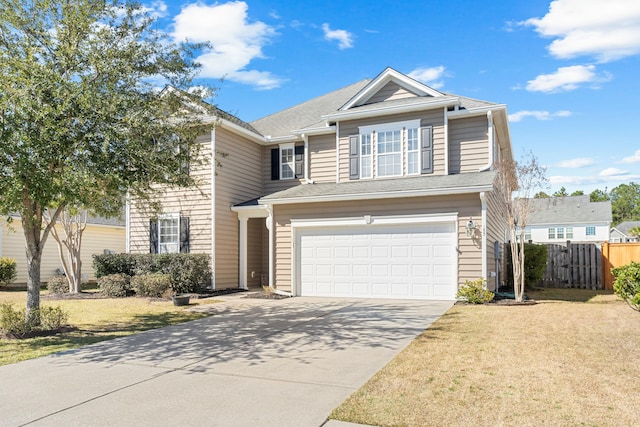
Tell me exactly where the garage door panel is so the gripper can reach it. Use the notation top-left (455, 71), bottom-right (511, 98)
top-left (298, 222), bottom-right (456, 300)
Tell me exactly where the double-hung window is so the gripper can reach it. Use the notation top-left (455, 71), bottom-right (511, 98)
top-left (586, 226), bottom-right (596, 236)
top-left (158, 214), bottom-right (179, 253)
top-left (353, 119), bottom-right (428, 180)
top-left (280, 143), bottom-right (295, 180)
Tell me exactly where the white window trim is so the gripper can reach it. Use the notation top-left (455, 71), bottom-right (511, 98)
top-left (358, 119), bottom-right (421, 179)
top-left (279, 143), bottom-right (295, 180)
top-left (360, 133), bottom-right (373, 179)
top-left (158, 213), bottom-right (180, 254)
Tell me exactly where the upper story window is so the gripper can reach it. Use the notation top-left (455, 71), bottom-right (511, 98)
top-left (586, 226), bottom-right (596, 236)
top-left (280, 143), bottom-right (295, 180)
top-left (271, 144), bottom-right (304, 181)
top-left (566, 227), bottom-right (573, 239)
top-left (350, 119), bottom-right (432, 180)
top-left (548, 228), bottom-right (555, 239)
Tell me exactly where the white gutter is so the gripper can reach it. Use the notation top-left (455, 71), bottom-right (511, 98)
top-left (301, 134), bottom-right (313, 184)
top-left (263, 183), bottom-right (495, 205)
top-left (210, 128), bottom-right (216, 289)
top-left (291, 125), bottom-right (336, 136)
top-left (480, 110), bottom-right (494, 171)
top-left (480, 192), bottom-right (487, 283)
top-left (265, 204), bottom-right (274, 290)
top-left (201, 115), bottom-right (265, 144)
top-left (264, 135), bottom-right (300, 144)
top-left (335, 122), bottom-right (341, 183)
top-left (322, 97), bottom-right (459, 122)
top-left (443, 107), bottom-right (449, 175)
top-left (447, 104), bottom-right (507, 119)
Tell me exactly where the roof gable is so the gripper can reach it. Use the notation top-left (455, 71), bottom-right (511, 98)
top-left (527, 196), bottom-right (612, 225)
top-left (339, 67), bottom-right (444, 111)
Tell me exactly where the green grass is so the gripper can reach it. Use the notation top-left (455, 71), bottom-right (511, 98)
top-left (0, 288), bottom-right (219, 366)
top-left (331, 289), bottom-right (640, 427)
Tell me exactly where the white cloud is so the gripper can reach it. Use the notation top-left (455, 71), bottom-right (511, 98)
top-left (620, 149), bottom-right (640, 164)
top-left (408, 66), bottom-right (446, 89)
top-left (523, 0), bottom-right (640, 62)
top-left (525, 65), bottom-right (611, 93)
top-left (555, 158), bottom-right (594, 168)
top-left (321, 23), bottom-right (354, 49)
top-left (172, 1), bottom-right (282, 90)
top-left (600, 167), bottom-right (628, 177)
top-left (508, 110), bottom-right (572, 122)
top-left (143, 1), bottom-right (168, 19)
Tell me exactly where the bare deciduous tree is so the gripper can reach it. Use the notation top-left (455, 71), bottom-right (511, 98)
top-left (494, 152), bottom-right (548, 302)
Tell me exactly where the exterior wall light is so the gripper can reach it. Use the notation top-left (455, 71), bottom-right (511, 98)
top-left (466, 218), bottom-right (476, 237)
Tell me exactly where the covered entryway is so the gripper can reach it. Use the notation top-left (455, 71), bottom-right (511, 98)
top-left (293, 216), bottom-right (457, 300)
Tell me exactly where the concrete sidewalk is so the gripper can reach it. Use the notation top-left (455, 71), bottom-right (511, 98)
top-left (0, 296), bottom-right (452, 426)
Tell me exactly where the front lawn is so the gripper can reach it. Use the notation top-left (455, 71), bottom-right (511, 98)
top-left (0, 288), bottom-right (219, 366)
top-left (331, 289), bottom-right (640, 427)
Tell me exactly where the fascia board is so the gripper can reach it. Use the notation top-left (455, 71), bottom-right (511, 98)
top-left (291, 125), bottom-right (337, 136)
top-left (447, 105), bottom-right (507, 119)
top-left (263, 135), bottom-right (300, 145)
top-left (261, 184), bottom-right (493, 205)
top-left (200, 115), bottom-right (266, 144)
top-left (323, 98), bottom-right (459, 122)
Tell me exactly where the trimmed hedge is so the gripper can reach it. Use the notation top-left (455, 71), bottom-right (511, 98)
top-left (131, 273), bottom-right (172, 298)
top-left (98, 273), bottom-right (131, 297)
top-left (612, 261), bottom-right (640, 311)
top-left (93, 253), bottom-right (211, 294)
top-left (47, 275), bottom-right (69, 295)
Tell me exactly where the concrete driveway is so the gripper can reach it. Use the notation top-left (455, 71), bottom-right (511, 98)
top-left (0, 296), bottom-right (452, 427)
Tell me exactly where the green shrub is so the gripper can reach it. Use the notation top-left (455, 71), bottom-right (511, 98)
top-left (612, 261), bottom-right (640, 311)
top-left (457, 278), bottom-right (494, 304)
top-left (131, 273), bottom-right (172, 297)
top-left (92, 253), bottom-right (136, 277)
top-left (92, 253), bottom-right (211, 293)
top-left (98, 273), bottom-right (131, 297)
top-left (39, 306), bottom-right (69, 330)
top-left (0, 257), bottom-right (17, 286)
top-left (506, 243), bottom-right (548, 288)
top-left (0, 303), bottom-right (68, 337)
top-left (47, 275), bottom-right (69, 295)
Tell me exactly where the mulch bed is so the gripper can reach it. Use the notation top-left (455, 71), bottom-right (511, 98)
top-left (242, 291), bottom-right (291, 300)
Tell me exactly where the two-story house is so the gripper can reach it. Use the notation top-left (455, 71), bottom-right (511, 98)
top-left (127, 68), bottom-right (513, 300)
top-left (520, 195), bottom-right (612, 244)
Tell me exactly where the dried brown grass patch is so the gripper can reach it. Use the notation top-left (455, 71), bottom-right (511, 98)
top-left (332, 290), bottom-right (640, 427)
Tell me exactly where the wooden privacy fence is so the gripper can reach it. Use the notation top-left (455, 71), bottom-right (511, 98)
top-left (602, 242), bottom-right (640, 290)
top-left (541, 242), bottom-right (603, 289)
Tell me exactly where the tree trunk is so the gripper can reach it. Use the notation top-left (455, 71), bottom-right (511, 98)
top-left (24, 232), bottom-right (42, 320)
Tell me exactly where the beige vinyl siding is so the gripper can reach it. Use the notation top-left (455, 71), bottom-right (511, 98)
top-left (272, 194), bottom-right (482, 293)
top-left (262, 143), bottom-right (305, 195)
top-left (364, 82), bottom-right (418, 105)
top-left (214, 128), bottom-right (263, 288)
top-left (128, 132), bottom-right (213, 255)
top-left (308, 133), bottom-right (336, 183)
top-left (338, 110), bottom-right (445, 181)
top-left (448, 116), bottom-right (489, 174)
top-left (2, 221), bottom-right (125, 285)
top-left (484, 187), bottom-right (509, 291)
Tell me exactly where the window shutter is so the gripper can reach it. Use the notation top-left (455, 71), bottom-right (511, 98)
top-left (179, 216), bottom-right (190, 253)
top-left (271, 148), bottom-right (279, 180)
top-left (421, 127), bottom-right (433, 174)
top-left (349, 135), bottom-right (359, 180)
top-left (149, 219), bottom-right (158, 254)
top-left (295, 145), bottom-right (304, 178)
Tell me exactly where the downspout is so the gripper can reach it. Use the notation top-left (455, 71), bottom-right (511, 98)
top-left (443, 107), bottom-right (449, 175)
top-left (210, 128), bottom-right (216, 289)
top-left (125, 191), bottom-right (130, 253)
top-left (335, 122), bottom-right (340, 183)
top-left (265, 203), bottom-right (274, 290)
top-left (480, 192), bottom-right (488, 284)
top-left (479, 110), bottom-right (494, 171)
top-left (302, 134), bottom-right (314, 184)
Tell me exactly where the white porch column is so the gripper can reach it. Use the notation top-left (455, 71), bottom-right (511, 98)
top-left (238, 216), bottom-right (249, 290)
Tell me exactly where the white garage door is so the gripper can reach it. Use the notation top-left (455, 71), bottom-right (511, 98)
top-left (297, 222), bottom-right (456, 300)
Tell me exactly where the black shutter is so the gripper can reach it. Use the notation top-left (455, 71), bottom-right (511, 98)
top-left (349, 135), bottom-right (359, 180)
top-left (421, 127), bottom-right (433, 174)
top-left (295, 145), bottom-right (304, 178)
top-left (149, 219), bottom-right (158, 254)
top-left (271, 148), bottom-right (279, 180)
top-left (179, 216), bottom-right (190, 253)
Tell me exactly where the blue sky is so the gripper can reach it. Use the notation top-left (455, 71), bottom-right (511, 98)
top-left (151, 0), bottom-right (639, 194)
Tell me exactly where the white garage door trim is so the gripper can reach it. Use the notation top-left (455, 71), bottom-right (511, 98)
top-left (291, 213), bottom-right (458, 300)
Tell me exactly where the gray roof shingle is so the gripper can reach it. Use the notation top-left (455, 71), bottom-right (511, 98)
top-left (526, 196), bottom-right (612, 225)
top-left (259, 171), bottom-right (497, 203)
top-left (612, 221), bottom-right (640, 235)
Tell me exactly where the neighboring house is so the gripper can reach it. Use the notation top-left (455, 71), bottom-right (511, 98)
top-left (609, 221), bottom-right (640, 242)
top-left (1, 216), bottom-right (125, 285)
top-left (128, 67), bottom-right (514, 300)
top-left (520, 195), bottom-right (612, 244)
